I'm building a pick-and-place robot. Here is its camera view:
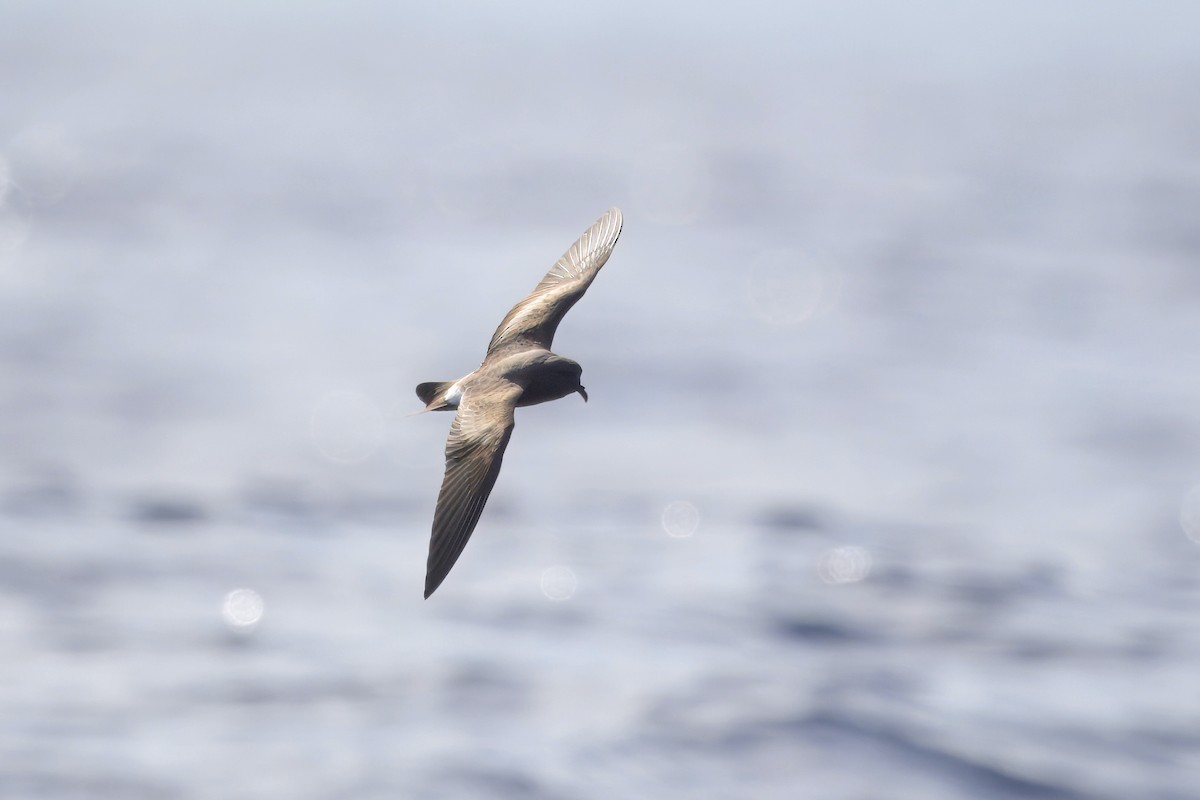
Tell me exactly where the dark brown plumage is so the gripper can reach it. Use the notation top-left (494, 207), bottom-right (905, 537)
top-left (417, 208), bottom-right (623, 598)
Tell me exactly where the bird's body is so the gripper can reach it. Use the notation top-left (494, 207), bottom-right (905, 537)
top-left (417, 208), bottom-right (623, 598)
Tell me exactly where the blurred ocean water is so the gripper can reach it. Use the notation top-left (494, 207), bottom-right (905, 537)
top-left (2, 3), bottom-right (1200, 798)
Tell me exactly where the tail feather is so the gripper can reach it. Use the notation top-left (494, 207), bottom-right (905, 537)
top-left (416, 380), bottom-right (456, 410)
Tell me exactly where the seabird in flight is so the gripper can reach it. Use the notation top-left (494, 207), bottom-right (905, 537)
top-left (415, 208), bottom-right (623, 598)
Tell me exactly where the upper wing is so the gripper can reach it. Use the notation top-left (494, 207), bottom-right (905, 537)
top-left (424, 382), bottom-right (521, 598)
top-left (485, 207), bottom-right (623, 356)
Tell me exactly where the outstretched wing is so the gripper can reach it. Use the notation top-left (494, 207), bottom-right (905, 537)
top-left (424, 382), bottom-right (522, 598)
top-left (485, 207), bottom-right (623, 356)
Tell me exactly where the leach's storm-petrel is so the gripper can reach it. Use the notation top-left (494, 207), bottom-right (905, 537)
top-left (416, 208), bottom-right (623, 598)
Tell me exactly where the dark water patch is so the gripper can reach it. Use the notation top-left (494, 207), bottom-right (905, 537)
top-left (1075, 411), bottom-right (1197, 465)
top-left (0, 557), bottom-right (121, 608)
top-left (942, 563), bottom-right (1064, 609)
top-left (1005, 628), bottom-right (1175, 663)
top-left (2, 469), bottom-right (85, 517)
top-left (1006, 638), bottom-right (1066, 661)
top-left (1121, 628), bottom-right (1176, 661)
top-left (771, 616), bottom-right (880, 645)
top-left (638, 700), bottom-right (1094, 799)
top-left (869, 563), bottom-right (918, 592)
top-left (795, 711), bottom-right (1093, 800)
top-left (424, 764), bottom-right (567, 800)
top-left (756, 503), bottom-right (827, 533)
top-left (128, 497), bottom-right (209, 526)
top-left (1122, 726), bottom-right (1200, 759)
top-left (818, 668), bottom-right (920, 701)
top-left (194, 675), bottom-right (385, 706)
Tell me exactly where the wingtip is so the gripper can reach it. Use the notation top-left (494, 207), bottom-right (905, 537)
top-left (424, 569), bottom-right (448, 599)
top-left (589, 207), bottom-right (623, 254)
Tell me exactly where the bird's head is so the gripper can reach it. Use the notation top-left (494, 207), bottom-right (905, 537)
top-left (553, 356), bottom-right (587, 402)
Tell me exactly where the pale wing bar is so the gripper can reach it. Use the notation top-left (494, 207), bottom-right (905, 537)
top-left (486, 207), bottom-right (623, 354)
top-left (533, 206), bottom-right (624, 293)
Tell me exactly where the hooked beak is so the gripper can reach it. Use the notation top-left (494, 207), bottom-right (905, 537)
top-left (577, 385), bottom-right (588, 403)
